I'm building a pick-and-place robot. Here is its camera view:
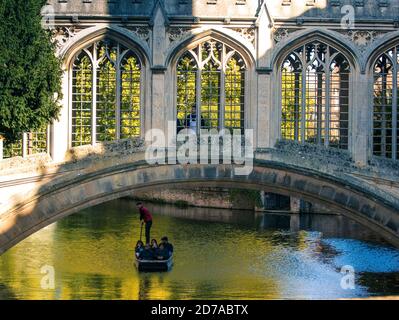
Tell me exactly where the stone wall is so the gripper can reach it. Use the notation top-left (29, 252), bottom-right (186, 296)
top-left (134, 187), bottom-right (335, 213)
top-left (0, 154), bottom-right (52, 175)
top-left (0, 138), bottom-right (144, 176)
top-left (49, 0), bottom-right (399, 20)
top-left (262, 140), bottom-right (399, 182)
top-left (41, 0), bottom-right (399, 164)
top-left (132, 187), bottom-right (256, 210)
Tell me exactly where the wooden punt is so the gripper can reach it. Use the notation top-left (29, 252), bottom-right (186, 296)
top-left (135, 254), bottom-right (173, 272)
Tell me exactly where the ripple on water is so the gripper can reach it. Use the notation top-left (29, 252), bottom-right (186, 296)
top-left (321, 238), bottom-right (399, 273)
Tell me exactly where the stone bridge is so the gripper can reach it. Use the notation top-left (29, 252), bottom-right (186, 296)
top-left (0, 139), bottom-right (399, 254)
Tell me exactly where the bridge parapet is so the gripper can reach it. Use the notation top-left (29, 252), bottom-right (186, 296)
top-left (264, 140), bottom-right (399, 181)
top-left (257, 140), bottom-right (399, 209)
top-left (2, 138), bottom-right (399, 180)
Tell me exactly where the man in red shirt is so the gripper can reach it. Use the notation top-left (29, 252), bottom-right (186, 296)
top-left (137, 202), bottom-right (153, 244)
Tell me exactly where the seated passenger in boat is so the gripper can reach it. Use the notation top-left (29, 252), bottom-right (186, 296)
top-left (155, 243), bottom-right (170, 260)
top-left (140, 244), bottom-right (155, 260)
top-left (150, 239), bottom-right (158, 249)
top-left (135, 240), bottom-right (144, 258)
top-left (160, 236), bottom-right (174, 256)
top-left (150, 239), bottom-right (160, 255)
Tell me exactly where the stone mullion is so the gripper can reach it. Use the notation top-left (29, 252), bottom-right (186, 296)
top-left (92, 44), bottom-right (97, 146)
top-left (294, 72), bottom-right (300, 141)
top-left (196, 70), bottom-right (202, 135)
top-left (381, 64), bottom-right (388, 157)
top-left (316, 71), bottom-right (324, 145)
top-left (325, 51), bottom-right (331, 148)
top-left (115, 44), bottom-right (121, 140)
top-left (392, 47), bottom-right (398, 160)
top-left (196, 44), bottom-right (202, 135)
top-left (219, 44), bottom-right (226, 131)
top-left (301, 46), bottom-right (307, 144)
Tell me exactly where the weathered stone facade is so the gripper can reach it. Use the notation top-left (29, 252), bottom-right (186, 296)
top-left (38, 0), bottom-right (399, 165)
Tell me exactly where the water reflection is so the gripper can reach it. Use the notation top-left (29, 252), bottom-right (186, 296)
top-left (0, 199), bottom-right (398, 300)
top-left (259, 212), bottom-right (389, 243)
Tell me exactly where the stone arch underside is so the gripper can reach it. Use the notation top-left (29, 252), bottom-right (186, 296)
top-left (0, 160), bottom-right (398, 254)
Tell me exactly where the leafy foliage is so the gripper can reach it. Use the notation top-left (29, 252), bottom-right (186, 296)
top-left (0, 0), bottom-right (62, 142)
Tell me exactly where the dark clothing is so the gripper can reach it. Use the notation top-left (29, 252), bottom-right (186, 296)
top-left (156, 247), bottom-right (169, 260)
top-left (145, 220), bottom-right (152, 244)
top-left (164, 243), bottom-right (174, 254)
top-left (135, 247), bottom-right (143, 259)
top-left (139, 206), bottom-right (153, 244)
top-left (139, 207), bottom-right (153, 223)
top-left (140, 248), bottom-right (154, 260)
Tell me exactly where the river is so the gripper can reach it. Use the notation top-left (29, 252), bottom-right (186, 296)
top-left (0, 198), bottom-right (398, 299)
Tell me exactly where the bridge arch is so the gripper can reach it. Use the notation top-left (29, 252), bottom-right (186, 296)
top-left (0, 159), bottom-right (398, 254)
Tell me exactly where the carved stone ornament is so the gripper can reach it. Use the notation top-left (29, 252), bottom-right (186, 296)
top-left (346, 30), bottom-right (382, 52)
top-left (231, 27), bottom-right (256, 46)
top-left (51, 26), bottom-right (79, 50)
top-left (273, 28), bottom-right (290, 43)
top-left (168, 27), bottom-right (191, 43)
top-left (128, 26), bottom-right (150, 43)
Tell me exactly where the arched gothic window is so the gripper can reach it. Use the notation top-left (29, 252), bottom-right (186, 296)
top-left (71, 39), bottom-right (142, 147)
top-left (281, 42), bottom-right (350, 149)
top-left (176, 40), bottom-right (246, 133)
top-left (373, 45), bottom-right (399, 160)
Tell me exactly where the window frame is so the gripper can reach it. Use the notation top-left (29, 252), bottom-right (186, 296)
top-left (68, 38), bottom-right (144, 148)
top-left (372, 46), bottom-right (398, 160)
top-left (278, 41), bottom-right (352, 150)
top-left (174, 39), bottom-right (248, 135)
